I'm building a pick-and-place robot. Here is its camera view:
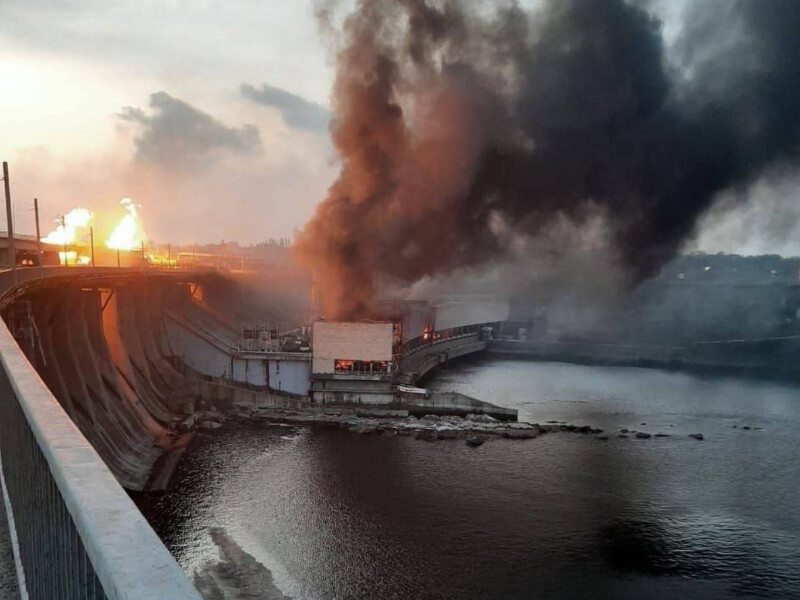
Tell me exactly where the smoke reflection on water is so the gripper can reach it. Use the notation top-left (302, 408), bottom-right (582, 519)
top-left (135, 361), bottom-right (800, 599)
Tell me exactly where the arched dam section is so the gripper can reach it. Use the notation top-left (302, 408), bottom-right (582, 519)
top-left (0, 266), bottom-right (204, 598)
top-left (0, 267), bottom-right (243, 492)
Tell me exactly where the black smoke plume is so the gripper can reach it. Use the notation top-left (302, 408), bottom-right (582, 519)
top-left (295, 0), bottom-right (800, 319)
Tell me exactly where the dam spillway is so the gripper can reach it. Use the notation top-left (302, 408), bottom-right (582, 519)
top-left (0, 268), bottom-right (246, 491)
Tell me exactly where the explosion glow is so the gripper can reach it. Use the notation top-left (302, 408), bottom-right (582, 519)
top-left (41, 208), bottom-right (91, 245)
top-left (106, 198), bottom-right (143, 251)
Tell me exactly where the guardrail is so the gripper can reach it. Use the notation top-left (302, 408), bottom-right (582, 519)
top-left (398, 334), bottom-right (487, 382)
top-left (0, 268), bottom-right (201, 598)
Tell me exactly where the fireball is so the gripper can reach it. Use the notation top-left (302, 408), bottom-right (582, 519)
top-left (41, 208), bottom-right (91, 245)
top-left (106, 198), bottom-right (143, 250)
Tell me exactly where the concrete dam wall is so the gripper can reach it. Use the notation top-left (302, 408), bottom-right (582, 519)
top-left (1, 272), bottom-right (231, 491)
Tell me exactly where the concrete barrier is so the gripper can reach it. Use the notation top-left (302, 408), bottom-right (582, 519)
top-left (0, 269), bottom-right (201, 599)
top-left (395, 391), bottom-right (518, 421)
top-left (188, 379), bottom-right (310, 412)
top-left (399, 334), bottom-right (487, 381)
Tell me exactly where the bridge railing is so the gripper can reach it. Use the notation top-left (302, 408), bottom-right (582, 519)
top-left (0, 315), bottom-right (200, 598)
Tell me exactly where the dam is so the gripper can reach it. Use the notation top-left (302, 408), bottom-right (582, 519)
top-left (1, 249), bottom-right (799, 597)
top-left (0, 262), bottom-right (513, 598)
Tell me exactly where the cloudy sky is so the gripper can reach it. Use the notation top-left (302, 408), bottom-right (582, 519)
top-left (0, 0), bottom-right (336, 243)
top-left (1, 0), bottom-right (797, 255)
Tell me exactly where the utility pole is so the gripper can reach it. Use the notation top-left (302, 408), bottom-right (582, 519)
top-left (2, 162), bottom-right (16, 278)
top-left (89, 227), bottom-right (95, 267)
top-left (116, 248), bottom-right (120, 268)
top-left (141, 240), bottom-right (145, 267)
top-left (61, 215), bottom-right (67, 267)
top-left (34, 198), bottom-right (43, 279)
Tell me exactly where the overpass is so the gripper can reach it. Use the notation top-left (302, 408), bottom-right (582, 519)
top-left (0, 266), bottom-right (209, 599)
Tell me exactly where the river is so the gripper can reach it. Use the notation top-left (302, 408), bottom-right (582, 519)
top-left (134, 359), bottom-right (800, 599)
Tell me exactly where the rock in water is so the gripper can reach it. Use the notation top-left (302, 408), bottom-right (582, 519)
top-left (500, 428), bottom-right (538, 439)
top-left (466, 436), bottom-right (486, 447)
top-left (466, 413), bottom-right (498, 423)
top-left (435, 427), bottom-right (461, 440)
top-left (635, 432), bottom-right (652, 439)
top-left (414, 429), bottom-right (439, 442)
top-left (688, 433), bottom-right (704, 440)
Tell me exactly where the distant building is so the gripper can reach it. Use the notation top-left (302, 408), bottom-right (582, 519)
top-left (0, 234), bottom-right (60, 268)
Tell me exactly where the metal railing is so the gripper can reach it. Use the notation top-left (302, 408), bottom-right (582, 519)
top-left (397, 325), bottom-right (481, 359)
top-left (0, 276), bottom-right (201, 598)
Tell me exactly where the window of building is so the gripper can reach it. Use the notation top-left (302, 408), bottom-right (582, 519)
top-left (334, 359), bottom-right (389, 375)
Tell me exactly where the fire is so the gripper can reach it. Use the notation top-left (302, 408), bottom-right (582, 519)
top-left (41, 208), bottom-right (91, 245)
top-left (106, 198), bottom-right (143, 250)
top-left (39, 198), bottom-right (147, 265)
top-left (57, 251), bottom-right (91, 266)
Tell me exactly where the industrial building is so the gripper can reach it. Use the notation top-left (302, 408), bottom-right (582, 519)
top-left (307, 297), bottom-right (510, 405)
top-left (309, 321), bottom-right (396, 403)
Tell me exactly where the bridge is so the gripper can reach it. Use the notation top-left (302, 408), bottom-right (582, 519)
top-left (397, 327), bottom-right (488, 383)
top-left (0, 266), bottom-right (210, 599)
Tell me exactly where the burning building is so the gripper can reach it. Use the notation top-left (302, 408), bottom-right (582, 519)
top-left (310, 320), bottom-right (395, 404)
top-left (307, 297), bottom-right (509, 404)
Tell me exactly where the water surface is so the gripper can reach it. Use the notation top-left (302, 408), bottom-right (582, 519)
top-left (136, 360), bottom-right (800, 599)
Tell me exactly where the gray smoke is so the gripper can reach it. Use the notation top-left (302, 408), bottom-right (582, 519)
top-left (296, 0), bottom-right (800, 319)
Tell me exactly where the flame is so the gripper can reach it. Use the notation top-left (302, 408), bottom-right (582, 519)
top-left (106, 198), bottom-right (143, 250)
top-left (57, 251), bottom-right (91, 266)
top-left (41, 208), bottom-right (91, 245)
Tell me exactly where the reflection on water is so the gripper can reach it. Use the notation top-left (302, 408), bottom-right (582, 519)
top-left (134, 360), bottom-right (800, 599)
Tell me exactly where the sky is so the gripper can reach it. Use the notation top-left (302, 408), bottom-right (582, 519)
top-left (1, 0), bottom-right (798, 255)
top-left (0, 0), bottom-right (336, 244)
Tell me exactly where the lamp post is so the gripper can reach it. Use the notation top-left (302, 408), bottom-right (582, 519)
top-left (90, 227), bottom-right (95, 267)
top-left (34, 197), bottom-right (43, 278)
top-left (61, 215), bottom-right (67, 267)
top-left (2, 162), bottom-right (16, 279)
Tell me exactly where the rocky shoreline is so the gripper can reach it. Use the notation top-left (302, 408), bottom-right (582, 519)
top-left (201, 403), bottom-right (725, 445)
top-left (240, 408), bottom-right (607, 444)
